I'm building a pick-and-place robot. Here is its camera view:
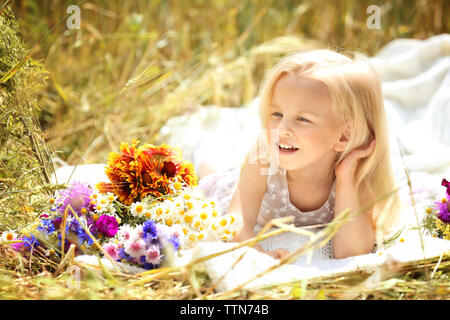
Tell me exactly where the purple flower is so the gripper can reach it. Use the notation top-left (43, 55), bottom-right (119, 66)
top-left (56, 181), bottom-right (94, 216)
top-left (435, 201), bottom-right (450, 223)
top-left (12, 235), bottom-right (40, 252)
top-left (434, 178), bottom-right (450, 223)
top-left (11, 236), bottom-right (25, 252)
top-left (95, 215), bottom-right (118, 238)
top-left (52, 217), bottom-right (62, 230)
top-left (442, 178), bottom-right (450, 198)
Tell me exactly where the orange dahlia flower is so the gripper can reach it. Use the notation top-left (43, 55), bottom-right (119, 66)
top-left (96, 140), bottom-right (198, 205)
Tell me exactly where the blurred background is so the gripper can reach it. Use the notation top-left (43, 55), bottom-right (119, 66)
top-left (9, 0), bottom-right (450, 165)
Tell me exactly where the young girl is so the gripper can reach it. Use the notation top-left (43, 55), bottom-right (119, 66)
top-left (199, 49), bottom-right (401, 260)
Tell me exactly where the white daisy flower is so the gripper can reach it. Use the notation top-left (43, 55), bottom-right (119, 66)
top-left (130, 201), bottom-right (147, 218)
top-left (1, 230), bottom-right (17, 242)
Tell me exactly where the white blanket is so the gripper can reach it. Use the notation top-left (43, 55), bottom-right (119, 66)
top-left (57, 34), bottom-right (450, 292)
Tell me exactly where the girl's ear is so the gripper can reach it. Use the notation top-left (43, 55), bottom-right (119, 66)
top-left (334, 123), bottom-right (351, 152)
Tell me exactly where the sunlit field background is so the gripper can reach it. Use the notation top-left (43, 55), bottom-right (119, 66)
top-left (0, 0), bottom-right (449, 299)
top-left (13, 0), bottom-right (449, 164)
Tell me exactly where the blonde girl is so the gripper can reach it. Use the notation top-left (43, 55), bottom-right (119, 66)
top-left (229, 49), bottom-right (401, 259)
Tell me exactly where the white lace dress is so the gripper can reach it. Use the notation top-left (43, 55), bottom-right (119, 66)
top-left (199, 165), bottom-right (336, 263)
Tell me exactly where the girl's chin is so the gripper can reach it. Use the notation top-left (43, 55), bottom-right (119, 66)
top-left (276, 158), bottom-right (304, 170)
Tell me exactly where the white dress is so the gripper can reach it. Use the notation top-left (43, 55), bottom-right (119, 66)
top-left (199, 165), bottom-right (336, 261)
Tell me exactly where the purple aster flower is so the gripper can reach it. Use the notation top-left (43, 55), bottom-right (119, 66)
top-left (95, 215), bottom-right (118, 238)
top-left (11, 236), bottom-right (25, 252)
top-left (434, 178), bottom-right (450, 223)
top-left (434, 201), bottom-right (450, 223)
top-left (12, 235), bottom-right (40, 253)
top-left (56, 181), bottom-right (94, 216)
top-left (86, 216), bottom-right (99, 235)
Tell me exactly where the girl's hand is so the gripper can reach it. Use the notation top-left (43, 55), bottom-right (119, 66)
top-left (254, 245), bottom-right (290, 260)
top-left (335, 139), bottom-right (376, 183)
top-left (266, 248), bottom-right (290, 260)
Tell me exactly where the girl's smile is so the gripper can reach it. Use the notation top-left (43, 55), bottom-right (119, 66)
top-left (277, 142), bottom-right (299, 154)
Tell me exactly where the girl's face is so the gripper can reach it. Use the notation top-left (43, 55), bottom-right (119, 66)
top-left (266, 73), bottom-right (345, 173)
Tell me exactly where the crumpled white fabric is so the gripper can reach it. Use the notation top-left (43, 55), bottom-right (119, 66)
top-left (73, 228), bottom-right (450, 293)
top-left (56, 34), bottom-right (450, 293)
top-left (189, 230), bottom-right (450, 292)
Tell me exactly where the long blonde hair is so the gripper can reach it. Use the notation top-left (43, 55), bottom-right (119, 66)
top-left (243, 49), bottom-right (401, 237)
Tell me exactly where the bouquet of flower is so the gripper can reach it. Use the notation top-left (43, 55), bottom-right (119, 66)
top-left (2, 140), bottom-right (238, 271)
top-left (95, 139), bottom-right (239, 249)
top-left (6, 181), bottom-right (121, 258)
top-left (422, 178), bottom-right (450, 240)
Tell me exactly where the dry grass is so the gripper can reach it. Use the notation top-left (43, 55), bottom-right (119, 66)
top-left (1, 220), bottom-right (449, 300)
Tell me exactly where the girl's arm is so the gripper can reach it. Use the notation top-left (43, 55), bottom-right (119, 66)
top-left (332, 139), bottom-right (376, 259)
top-left (333, 179), bottom-right (374, 259)
top-left (228, 159), bottom-right (268, 252)
top-left (229, 162), bottom-right (290, 260)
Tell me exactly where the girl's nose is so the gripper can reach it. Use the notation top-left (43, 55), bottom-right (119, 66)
top-left (277, 118), bottom-right (294, 136)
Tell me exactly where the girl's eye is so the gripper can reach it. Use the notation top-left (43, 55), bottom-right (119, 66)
top-left (271, 112), bottom-right (310, 123)
top-left (297, 117), bottom-right (310, 123)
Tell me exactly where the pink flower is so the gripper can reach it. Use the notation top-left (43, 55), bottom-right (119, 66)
top-left (124, 239), bottom-right (146, 259)
top-left (122, 231), bottom-right (131, 241)
top-left (95, 215), bottom-right (119, 238)
top-left (145, 245), bottom-right (162, 265)
top-left (103, 243), bottom-right (120, 260)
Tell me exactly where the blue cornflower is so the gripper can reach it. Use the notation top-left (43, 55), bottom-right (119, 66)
top-left (143, 262), bottom-right (156, 270)
top-left (118, 247), bottom-right (133, 262)
top-left (169, 234), bottom-right (180, 251)
top-left (22, 235), bottom-right (40, 251)
top-left (37, 218), bottom-right (56, 234)
top-left (76, 226), bottom-right (93, 246)
top-left (143, 220), bottom-right (158, 240)
top-left (68, 219), bottom-right (80, 233)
